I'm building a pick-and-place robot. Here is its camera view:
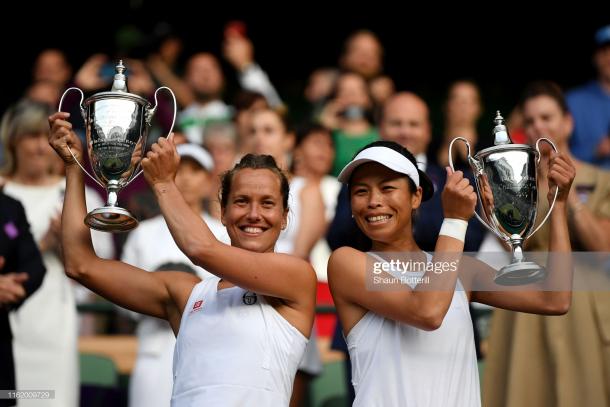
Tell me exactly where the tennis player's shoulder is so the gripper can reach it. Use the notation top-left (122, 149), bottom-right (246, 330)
top-left (328, 246), bottom-right (367, 278)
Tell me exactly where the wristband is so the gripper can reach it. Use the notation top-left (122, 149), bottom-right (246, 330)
top-left (439, 218), bottom-right (468, 242)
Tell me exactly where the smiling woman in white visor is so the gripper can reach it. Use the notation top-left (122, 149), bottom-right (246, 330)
top-left (328, 140), bottom-right (576, 406)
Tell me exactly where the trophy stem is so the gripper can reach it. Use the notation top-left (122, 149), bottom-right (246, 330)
top-left (107, 189), bottom-right (118, 207)
top-left (511, 237), bottom-right (524, 263)
top-left (84, 182), bottom-right (138, 233)
top-left (494, 237), bottom-right (546, 285)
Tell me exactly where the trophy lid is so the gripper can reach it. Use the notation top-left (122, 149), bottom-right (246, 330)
top-left (84, 60), bottom-right (149, 107)
top-left (473, 110), bottom-right (536, 159)
top-left (111, 60), bottom-right (128, 92)
top-left (492, 110), bottom-right (513, 145)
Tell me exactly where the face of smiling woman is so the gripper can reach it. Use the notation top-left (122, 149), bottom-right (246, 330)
top-left (350, 162), bottom-right (422, 247)
top-left (221, 168), bottom-right (288, 253)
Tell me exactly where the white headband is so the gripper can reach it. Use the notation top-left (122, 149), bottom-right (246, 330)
top-left (337, 146), bottom-right (420, 186)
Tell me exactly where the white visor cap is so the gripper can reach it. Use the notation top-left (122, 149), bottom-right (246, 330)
top-left (337, 146), bottom-right (420, 186)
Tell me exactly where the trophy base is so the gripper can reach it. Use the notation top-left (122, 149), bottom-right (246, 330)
top-left (85, 207), bottom-right (138, 233)
top-left (494, 261), bottom-right (546, 286)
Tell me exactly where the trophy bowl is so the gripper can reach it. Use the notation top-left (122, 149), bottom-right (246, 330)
top-left (59, 61), bottom-right (176, 232)
top-left (449, 111), bottom-right (558, 285)
top-left (83, 92), bottom-right (150, 231)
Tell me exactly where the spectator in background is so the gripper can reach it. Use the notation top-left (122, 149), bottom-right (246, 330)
top-left (176, 52), bottom-right (232, 144)
top-left (177, 27), bottom-right (285, 146)
top-left (232, 90), bottom-right (269, 156)
top-left (437, 80), bottom-right (484, 168)
top-left (2, 100), bottom-right (74, 402)
top-left (566, 24), bottom-right (610, 168)
top-left (0, 49), bottom-right (72, 168)
top-left (0, 100), bottom-right (112, 407)
top-left (223, 20), bottom-right (284, 111)
top-left (426, 82), bottom-right (487, 250)
top-left (248, 108), bottom-right (326, 261)
top-left (24, 80), bottom-right (62, 110)
top-left (340, 30), bottom-right (383, 81)
top-left (369, 74), bottom-right (396, 111)
top-left (292, 123), bottom-right (340, 337)
top-left (0, 192), bottom-right (46, 407)
top-left (32, 49), bottom-right (72, 87)
top-left (304, 68), bottom-right (339, 121)
top-left (319, 72), bottom-right (379, 176)
top-left (505, 106), bottom-right (528, 144)
top-left (145, 22), bottom-right (190, 105)
top-left (202, 121), bottom-right (239, 220)
top-left (339, 30), bottom-right (395, 108)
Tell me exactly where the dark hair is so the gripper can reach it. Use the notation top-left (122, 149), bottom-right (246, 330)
top-left (219, 154), bottom-right (290, 210)
top-left (327, 71), bottom-right (374, 107)
top-left (342, 30), bottom-right (384, 58)
top-left (250, 107), bottom-right (293, 134)
top-left (444, 79), bottom-right (483, 115)
top-left (294, 123), bottom-right (333, 149)
top-left (446, 79), bottom-right (481, 98)
top-left (233, 90), bottom-right (267, 112)
top-left (518, 80), bottom-right (569, 114)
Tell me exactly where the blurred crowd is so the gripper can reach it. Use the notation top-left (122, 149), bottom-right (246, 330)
top-left (1, 21), bottom-right (610, 407)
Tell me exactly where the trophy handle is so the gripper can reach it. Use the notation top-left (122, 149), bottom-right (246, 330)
top-left (125, 86), bottom-right (178, 187)
top-left (145, 86), bottom-right (177, 134)
top-left (526, 137), bottom-right (559, 240)
top-left (58, 88), bottom-right (105, 189)
top-left (448, 137), bottom-right (507, 241)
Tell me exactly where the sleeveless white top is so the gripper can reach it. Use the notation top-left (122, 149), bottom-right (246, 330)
top-left (346, 253), bottom-right (480, 407)
top-left (171, 276), bottom-right (308, 406)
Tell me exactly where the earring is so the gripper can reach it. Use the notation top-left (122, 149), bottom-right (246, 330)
top-left (351, 214), bottom-right (355, 219)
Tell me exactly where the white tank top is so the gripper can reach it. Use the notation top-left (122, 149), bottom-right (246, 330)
top-left (346, 253), bottom-right (481, 407)
top-left (171, 276), bottom-right (308, 406)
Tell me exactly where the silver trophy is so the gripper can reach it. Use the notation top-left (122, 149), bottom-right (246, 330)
top-left (449, 111), bottom-right (558, 285)
top-left (59, 60), bottom-right (176, 232)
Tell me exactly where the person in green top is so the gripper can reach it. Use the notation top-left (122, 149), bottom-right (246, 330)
top-left (319, 72), bottom-right (379, 176)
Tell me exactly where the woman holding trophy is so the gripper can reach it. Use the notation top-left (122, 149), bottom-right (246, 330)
top-left (327, 140), bottom-right (576, 406)
top-left (48, 111), bottom-right (317, 406)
